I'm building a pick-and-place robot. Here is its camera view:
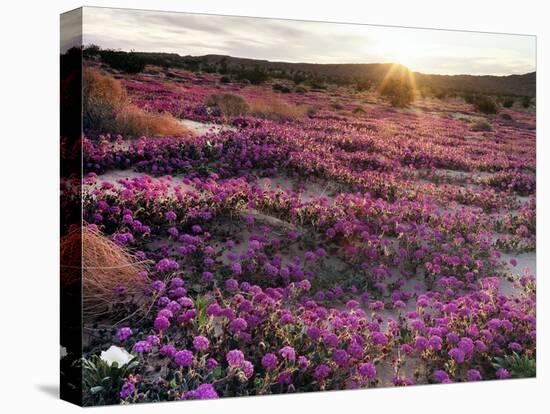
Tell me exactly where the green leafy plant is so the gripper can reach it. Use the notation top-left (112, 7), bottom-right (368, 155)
top-left (81, 355), bottom-right (138, 406)
top-left (493, 352), bottom-right (536, 378)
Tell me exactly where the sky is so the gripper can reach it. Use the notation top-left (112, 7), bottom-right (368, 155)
top-left (78, 6), bottom-right (536, 76)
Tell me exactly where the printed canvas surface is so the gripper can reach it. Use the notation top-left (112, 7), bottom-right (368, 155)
top-left (60, 6), bottom-right (536, 406)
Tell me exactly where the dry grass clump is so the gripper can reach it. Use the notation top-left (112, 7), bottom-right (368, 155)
top-left (205, 92), bottom-right (308, 121)
top-left (470, 119), bottom-right (493, 132)
top-left (206, 93), bottom-right (250, 116)
top-left (83, 67), bottom-right (127, 131)
top-left (115, 104), bottom-right (188, 136)
top-left (61, 226), bottom-right (149, 321)
top-left (83, 67), bottom-right (189, 136)
top-left (248, 97), bottom-right (308, 121)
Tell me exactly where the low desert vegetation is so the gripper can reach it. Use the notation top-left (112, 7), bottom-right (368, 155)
top-left (205, 93), bottom-right (250, 116)
top-left (84, 46), bottom-right (146, 74)
top-left (83, 68), bottom-right (188, 136)
top-left (206, 92), bottom-right (308, 120)
top-left (502, 97), bottom-right (515, 108)
top-left (473, 95), bottom-right (498, 114)
top-left (463, 93), bottom-right (499, 114)
top-left (248, 97), bottom-right (308, 120)
top-left (61, 226), bottom-right (149, 321)
top-left (470, 119), bottom-right (493, 131)
top-left (378, 79), bottom-right (414, 107)
top-left (68, 48), bottom-right (536, 405)
top-left (272, 83), bottom-right (292, 93)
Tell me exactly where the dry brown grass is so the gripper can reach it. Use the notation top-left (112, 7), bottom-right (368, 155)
top-left (205, 92), bottom-right (308, 121)
top-left (115, 103), bottom-right (188, 136)
top-left (61, 226), bottom-right (150, 321)
top-left (248, 97), bottom-right (308, 121)
top-left (83, 67), bottom-right (189, 137)
top-left (470, 119), bottom-right (493, 132)
top-left (206, 93), bottom-right (250, 116)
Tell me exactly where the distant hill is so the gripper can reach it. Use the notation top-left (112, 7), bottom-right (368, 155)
top-left (84, 47), bottom-right (536, 97)
top-left (414, 71), bottom-right (536, 97)
top-left (197, 54), bottom-right (399, 80)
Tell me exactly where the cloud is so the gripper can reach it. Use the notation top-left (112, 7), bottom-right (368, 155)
top-left (81, 6), bottom-right (535, 75)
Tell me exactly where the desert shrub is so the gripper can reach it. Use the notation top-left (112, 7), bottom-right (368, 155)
top-left (272, 83), bottom-right (291, 93)
top-left (355, 79), bottom-right (371, 92)
top-left (205, 93), bottom-right (305, 120)
top-left (294, 86), bottom-right (307, 94)
top-left (353, 106), bottom-right (366, 114)
top-left (234, 66), bottom-right (268, 84)
top-left (434, 90), bottom-right (447, 100)
top-left (292, 72), bottom-right (307, 84)
top-left (220, 76), bottom-right (231, 84)
top-left (306, 105), bottom-right (320, 117)
top-left (502, 97), bottom-right (515, 108)
top-left (473, 95), bottom-right (498, 114)
top-left (206, 93), bottom-right (250, 116)
top-left (470, 119), bottom-right (493, 131)
top-left (249, 97), bottom-right (308, 120)
top-left (330, 101), bottom-right (344, 110)
top-left (378, 79), bottom-right (414, 107)
top-left (83, 67), bottom-right (128, 132)
top-left (99, 50), bottom-right (146, 74)
top-left (308, 78), bottom-right (328, 90)
top-left (83, 68), bottom-right (188, 136)
top-left (521, 96), bottom-right (532, 108)
top-left (500, 113), bottom-right (513, 121)
top-left (463, 93), bottom-right (476, 104)
top-left (82, 44), bottom-right (101, 59)
top-left (115, 105), bottom-right (188, 136)
top-left (165, 72), bottom-right (180, 79)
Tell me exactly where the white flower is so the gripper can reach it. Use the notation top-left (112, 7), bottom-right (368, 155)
top-left (100, 345), bottom-right (133, 367)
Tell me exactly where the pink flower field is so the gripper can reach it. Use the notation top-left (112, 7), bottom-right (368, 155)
top-left (67, 60), bottom-right (535, 405)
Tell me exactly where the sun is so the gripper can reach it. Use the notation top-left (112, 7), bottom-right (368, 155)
top-left (390, 49), bottom-right (418, 70)
top-left (367, 29), bottom-right (430, 72)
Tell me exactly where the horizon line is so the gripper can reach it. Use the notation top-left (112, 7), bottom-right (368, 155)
top-left (82, 45), bottom-right (536, 78)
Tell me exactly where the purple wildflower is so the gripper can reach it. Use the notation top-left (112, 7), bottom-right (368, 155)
top-left (193, 335), bottom-right (210, 351)
top-left (119, 381), bottom-right (135, 399)
top-left (116, 327), bottom-right (133, 342)
top-left (174, 350), bottom-right (194, 367)
top-left (358, 362), bottom-right (377, 380)
top-left (183, 384), bottom-right (218, 400)
top-left (496, 368), bottom-right (511, 379)
top-left (467, 369), bottom-right (482, 381)
top-left (261, 353), bottom-right (278, 370)
top-left (226, 349), bottom-right (245, 367)
top-left (153, 316), bottom-right (170, 332)
top-left (449, 348), bottom-right (465, 364)
top-left (159, 344), bottom-right (177, 358)
top-left (132, 341), bottom-right (151, 353)
top-left (314, 364), bottom-right (331, 381)
top-left (279, 346), bottom-right (296, 362)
